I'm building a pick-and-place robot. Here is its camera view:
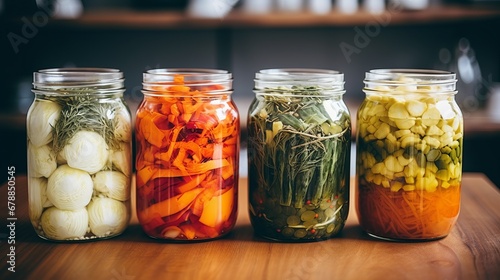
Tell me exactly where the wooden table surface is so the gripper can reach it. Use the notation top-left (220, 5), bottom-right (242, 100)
top-left (1, 173), bottom-right (499, 280)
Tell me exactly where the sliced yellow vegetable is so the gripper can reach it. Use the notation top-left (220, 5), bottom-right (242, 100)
top-left (139, 188), bottom-right (203, 221)
top-left (199, 187), bottom-right (234, 228)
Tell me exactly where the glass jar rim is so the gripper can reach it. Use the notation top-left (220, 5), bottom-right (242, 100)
top-left (33, 68), bottom-right (124, 92)
top-left (144, 68), bottom-right (231, 83)
top-left (34, 68), bottom-right (123, 83)
top-left (365, 69), bottom-right (457, 84)
top-left (364, 69), bottom-right (457, 94)
top-left (256, 68), bottom-right (343, 81)
top-left (254, 68), bottom-right (345, 94)
top-left (142, 68), bottom-right (233, 96)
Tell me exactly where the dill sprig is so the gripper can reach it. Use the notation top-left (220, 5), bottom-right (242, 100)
top-left (51, 95), bottom-right (121, 154)
top-left (248, 85), bottom-right (351, 208)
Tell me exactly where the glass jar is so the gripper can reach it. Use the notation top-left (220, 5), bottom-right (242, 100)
top-left (356, 69), bottom-right (463, 241)
top-left (27, 68), bottom-right (132, 241)
top-left (136, 68), bottom-right (239, 241)
top-left (247, 69), bottom-right (351, 241)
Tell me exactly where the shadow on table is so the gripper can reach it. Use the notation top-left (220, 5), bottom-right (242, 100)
top-left (224, 223), bottom-right (374, 243)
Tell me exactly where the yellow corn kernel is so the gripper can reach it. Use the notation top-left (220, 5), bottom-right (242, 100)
top-left (453, 132), bottom-right (463, 141)
top-left (394, 129), bottom-right (412, 139)
top-left (371, 162), bottom-right (385, 174)
top-left (440, 138), bottom-right (453, 149)
top-left (395, 119), bottom-right (416, 130)
top-left (441, 181), bottom-right (450, 189)
top-left (406, 100), bottom-right (427, 117)
top-left (425, 176), bottom-right (438, 192)
top-left (393, 149), bottom-right (404, 157)
top-left (374, 122), bottom-right (391, 139)
top-left (423, 136), bottom-right (440, 149)
top-left (436, 169), bottom-right (450, 181)
top-left (411, 125), bottom-right (426, 136)
top-left (404, 160), bottom-right (418, 178)
top-left (426, 162), bottom-right (438, 174)
top-left (427, 125), bottom-right (444, 136)
top-left (441, 124), bottom-right (453, 133)
top-left (368, 104), bottom-right (386, 116)
top-left (405, 176), bottom-right (415, 184)
top-left (401, 135), bottom-right (420, 148)
top-left (385, 155), bottom-right (404, 173)
top-left (382, 180), bottom-right (390, 188)
top-left (394, 171), bottom-right (405, 178)
top-left (397, 155), bottom-right (413, 166)
top-left (386, 133), bottom-right (397, 144)
top-left (369, 116), bottom-right (379, 125)
top-left (451, 117), bottom-right (461, 131)
top-left (391, 181), bottom-right (403, 192)
top-left (364, 134), bottom-right (376, 142)
top-left (403, 184), bottom-right (415, 191)
top-left (421, 106), bottom-right (441, 126)
top-left (415, 177), bottom-right (425, 190)
top-left (365, 170), bottom-right (375, 183)
top-left (388, 102), bottom-right (409, 119)
top-left (367, 125), bottom-right (377, 134)
top-left (373, 175), bottom-right (384, 186)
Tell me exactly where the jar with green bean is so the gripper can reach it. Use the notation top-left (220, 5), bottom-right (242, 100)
top-left (247, 69), bottom-right (351, 241)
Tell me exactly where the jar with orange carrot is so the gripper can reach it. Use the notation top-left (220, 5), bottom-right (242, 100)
top-left (135, 69), bottom-right (239, 241)
top-left (356, 69), bottom-right (463, 241)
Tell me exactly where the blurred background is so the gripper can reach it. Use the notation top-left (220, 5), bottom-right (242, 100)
top-left (1, 0), bottom-right (500, 186)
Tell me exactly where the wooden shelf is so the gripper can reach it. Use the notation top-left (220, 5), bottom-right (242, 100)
top-left (33, 5), bottom-right (500, 29)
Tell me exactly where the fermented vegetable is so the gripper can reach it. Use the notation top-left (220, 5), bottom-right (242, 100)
top-left (88, 197), bottom-right (128, 236)
top-left (136, 70), bottom-right (239, 240)
top-left (111, 142), bottom-right (132, 175)
top-left (248, 70), bottom-right (351, 241)
top-left (356, 69), bottom-right (462, 240)
top-left (62, 131), bottom-right (109, 174)
top-left (28, 68), bottom-right (132, 241)
top-left (28, 177), bottom-right (48, 227)
top-left (28, 144), bottom-right (57, 178)
top-left (41, 207), bottom-right (89, 240)
top-left (46, 165), bottom-right (94, 210)
top-left (93, 171), bottom-right (130, 201)
top-left (27, 100), bottom-right (61, 147)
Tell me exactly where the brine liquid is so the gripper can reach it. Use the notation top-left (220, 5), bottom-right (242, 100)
top-left (357, 182), bottom-right (460, 240)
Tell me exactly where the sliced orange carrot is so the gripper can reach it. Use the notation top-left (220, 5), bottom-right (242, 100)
top-left (139, 187), bottom-right (203, 220)
top-left (137, 165), bottom-right (156, 187)
top-left (199, 187), bottom-right (235, 228)
top-left (135, 73), bottom-right (239, 239)
top-left (179, 224), bottom-right (196, 240)
top-left (140, 114), bottom-right (165, 148)
top-left (163, 127), bottom-right (182, 162)
top-left (175, 173), bottom-right (208, 194)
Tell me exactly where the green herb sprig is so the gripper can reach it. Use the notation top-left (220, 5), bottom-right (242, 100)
top-left (51, 94), bottom-right (121, 154)
top-left (249, 85), bottom-right (351, 208)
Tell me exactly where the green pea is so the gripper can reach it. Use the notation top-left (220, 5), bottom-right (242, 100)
top-left (282, 227), bottom-right (294, 237)
top-left (304, 219), bottom-right (318, 228)
top-left (294, 229), bottom-right (307, 238)
top-left (301, 211), bottom-right (316, 222)
top-left (286, 215), bottom-right (301, 226)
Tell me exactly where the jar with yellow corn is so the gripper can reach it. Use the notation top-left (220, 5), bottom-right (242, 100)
top-left (356, 69), bottom-right (463, 241)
